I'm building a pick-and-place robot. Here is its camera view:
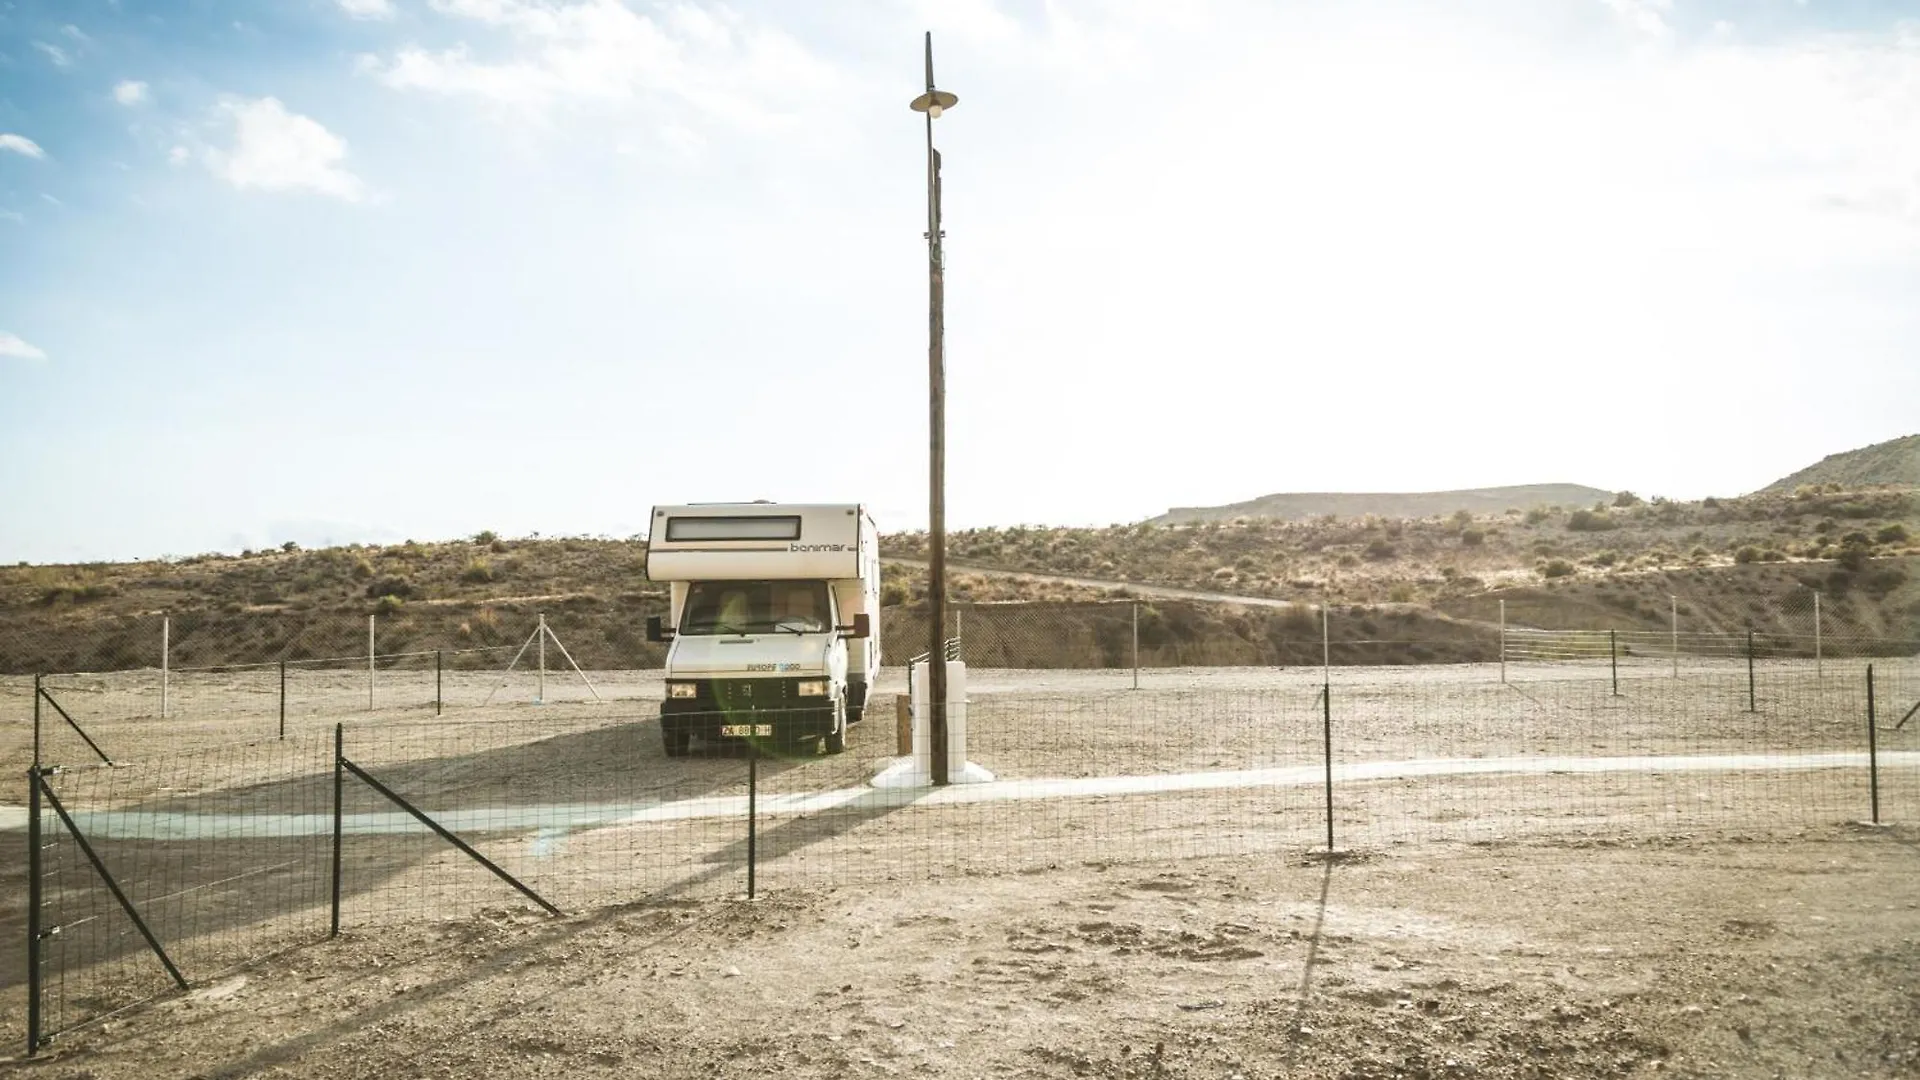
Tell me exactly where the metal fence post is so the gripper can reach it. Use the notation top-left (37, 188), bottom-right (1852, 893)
top-left (1670, 595), bottom-right (1678, 679)
top-left (436, 650), bottom-right (443, 716)
top-left (538, 612), bottom-right (547, 704)
top-left (1322, 681), bottom-right (1334, 852)
top-left (1498, 599), bottom-right (1506, 684)
top-left (278, 660), bottom-right (287, 740)
top-left (331, 723), bottom-right (343, 938)
top-left (1131, 600), bottom-right (1140, 691)
top-left (1867, 664), bottom-right (1879, 825)
top-left (1813, 591), bottom-right (1822, 676)
top-left (26, 765), bottom-right (43, 1057)
top-left (32, 673), bottom-right (41, 769)
top-left (747, 740), bottom-right (759, 900)
top-left (161, 614), bottom-right (170, 720)
top-left (1610, 629), bottom-right (1619, 697)
top-left (1321, 605), bottom-right (1330, 685)
top-left (1747, 629), bottom-right (1756, 713)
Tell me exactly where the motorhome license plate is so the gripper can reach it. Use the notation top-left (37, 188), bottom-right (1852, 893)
top-left (720, 724), bottom-right (773, 737)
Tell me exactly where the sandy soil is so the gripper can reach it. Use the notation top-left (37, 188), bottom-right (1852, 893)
top-left (5, 658), bottom-right (1905, 778)
top-left (4, 829), bottom-right (1917, 1079)
top-left (1, 661), bottom-right (1914, 1074)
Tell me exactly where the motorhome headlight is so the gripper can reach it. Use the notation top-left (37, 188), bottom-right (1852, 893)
top-left (796, 679), bottom-right (828, 697)
top-left (667, 682), bottom-right (698, 699)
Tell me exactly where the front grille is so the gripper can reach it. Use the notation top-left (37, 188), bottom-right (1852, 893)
top-left (711, 678), bottom-right (798, 710)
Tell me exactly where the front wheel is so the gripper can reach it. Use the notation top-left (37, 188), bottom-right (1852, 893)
top-left (823, 696), bottom-right (847, 754)
top-left (662, 725), bottom-right (690, 758)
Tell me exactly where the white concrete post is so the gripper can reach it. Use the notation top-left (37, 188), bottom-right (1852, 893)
top-left (873, 659), bottom-right (992, 787)
top-left (367, 614), bottom-right (375, 712)
top-left (538, 612), bottom-right (547, 703)
top-left (1498, 599), bottom-right (1506, 684)
top-left (161, 615), bottom-right (170, 720)
top-left (1670, 594), bottom-right (1678, 679)
top-left (1131, 600), bottom-right (1140, 691)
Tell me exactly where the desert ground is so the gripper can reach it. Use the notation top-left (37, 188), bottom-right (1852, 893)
top-left (1, 661), bottom-right (1916, 1076)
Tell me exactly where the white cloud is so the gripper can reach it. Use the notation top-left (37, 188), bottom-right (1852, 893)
top-left (62, 24), bottom-right (91, 42)
top-left (337, 0), bottom-right (397, 20)
top-left (363, 0), bottom-right (860, 146)
top-left (40, 193), bottom-right (63, 207)
top-left (113, 79), bottom-right (149, 105)
top-left (1602, 0), bottom-right (1673, 42)
top-left (0, 333), bottom-right (48, 362)
top-left (33, 41), bottom-right (72, 67)
top-left (203, 97), bottom-right (367, 201)
top-left (0, 134), bottom-right (46, 158)
top-left (0, 210), bottom-right (23, 224)
top-left (168, 145), bottom-right (190, 165)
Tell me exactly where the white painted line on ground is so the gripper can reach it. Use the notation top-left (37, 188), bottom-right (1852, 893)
top-left (0, 750), bottom-right (1912, 841)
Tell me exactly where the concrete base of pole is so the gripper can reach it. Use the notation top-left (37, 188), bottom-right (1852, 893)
top-left (873, 660), bottom-right (994, 788)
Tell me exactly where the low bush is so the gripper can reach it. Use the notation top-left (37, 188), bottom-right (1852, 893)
top-left (1566, 509), bottom-right (1616, 532)
top-left (365, 576), bottom-right (416, 600)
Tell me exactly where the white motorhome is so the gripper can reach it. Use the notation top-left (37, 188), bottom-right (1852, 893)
top-left (644, 503), bottom-right (881, 756)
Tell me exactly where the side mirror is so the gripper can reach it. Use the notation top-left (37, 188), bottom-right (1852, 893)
top-left (839, 613), bottom-right (871, 639)
top-left (646, 615), bottom-right (672, 643)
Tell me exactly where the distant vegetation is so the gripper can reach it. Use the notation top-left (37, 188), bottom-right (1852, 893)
top-left (1149, 484), bottom-right (1615, 525)
top-left (1758, 433), bottom-right (1920, 494)
top-left (3, 436), bottom-right (1916, 675)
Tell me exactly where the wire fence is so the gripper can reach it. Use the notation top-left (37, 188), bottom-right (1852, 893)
top-left (8, 645), bottom-right (1916, 1054)
top-left (5, 592), bottom-right (1914, 744)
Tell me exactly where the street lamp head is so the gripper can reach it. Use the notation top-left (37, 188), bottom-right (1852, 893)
top-left (910, 89), bottom-right (958, 117)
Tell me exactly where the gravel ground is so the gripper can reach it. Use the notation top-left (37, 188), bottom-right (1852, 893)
top-left (1, 660), bottom-right (1915, 1073)
top-left (3, 828), bottom-right (1917, 1079)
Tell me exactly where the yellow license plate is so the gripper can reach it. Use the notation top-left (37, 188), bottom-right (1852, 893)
top-left (720, 724), bottom-right (773, 737)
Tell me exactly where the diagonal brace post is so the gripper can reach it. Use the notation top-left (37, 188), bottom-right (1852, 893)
top-left (37, 686), bottom-right (114, 766)
top-left (1896, 698), bottom-right (1919, 732)
top-left (339, 758), bottom-right (562, 916)
top-left (38, 779), bottom-right (188, 991)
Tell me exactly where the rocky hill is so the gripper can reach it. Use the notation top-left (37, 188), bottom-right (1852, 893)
top-left (1758, 433), bottom-right (1920, 494)
top-left (1149, 484), bottom-right (1615, 525)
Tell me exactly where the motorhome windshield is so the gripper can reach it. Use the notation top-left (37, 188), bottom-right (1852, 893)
top-left (681, 580), bottom-right (833, 635)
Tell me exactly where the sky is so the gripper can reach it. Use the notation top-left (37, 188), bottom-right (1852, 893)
top-left (1, 0), bottom-right (1917, 564)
